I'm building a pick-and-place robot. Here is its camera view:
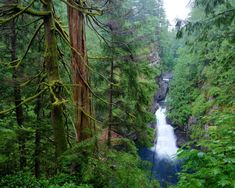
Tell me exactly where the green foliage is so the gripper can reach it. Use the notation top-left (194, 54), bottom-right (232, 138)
top-left (81, 150), bottom-right (153, 188)
top-left (0, 127), bottom-right (17, 175)
top-left (48, 173), bottom-right (80, 187)
top-left (167, 50), bottom-right (198, 125)
top-left (0, 172), bottom-right (93, 188)
top-left (168, 0), bottom-right (235, 187)
top-left (0, 0), bottom-right (171, 187)
top-left (177, 112), bottom-right (235, 188)
top-left (60, 140), bottom-right (159, 188)
top-left (89, 0), bottom-right (163, 146)
top-left (0, 172), bottom-right (49, 188)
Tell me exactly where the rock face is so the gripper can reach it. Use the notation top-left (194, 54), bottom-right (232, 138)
top-left (155, 72), bottom-right (172, 102)
top-left (151, 72), bottom-right (172, 115)
top-left (166, 116), bottom-right (196, 147)
top-left (174, 127), bottom-right (190, 147)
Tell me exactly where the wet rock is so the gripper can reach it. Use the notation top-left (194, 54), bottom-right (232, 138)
top-left (155, 81), bottom-right (168, 101)
top-left (174, 127), bottom-right (190, 147)
top-left (155, 72), bottom-right (173, 102)
top-left (208, 105), bottom-right (219, 115)
top-left (151, 101), bottom-right (160, 114)
top-left (166, 116), bottom-right (174, 125)
top-left (188, 116), bottom-right (197, 125)
top-left (166, 117), bottom-right (190, 147)
top-left (151, 72), bottom-right (173, 114)
top-left (149, 122), bottom-right (156, 129)
top-left (173, 116), bottom-right (198, 147)
top-left (172, 116), bottom-right (197, 147)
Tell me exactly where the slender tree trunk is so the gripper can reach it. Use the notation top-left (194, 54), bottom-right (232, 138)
top-left (34, 74), bottom-right (44, 178)
top-left (107, 59), bottom-right (114, 147)
top-left (10, 18), bottom-right (27, 170)
top-left (34, 125), bottom-right (40, 178)
top-left (43, 0), bottom-right (67, 157)
top-left (67, 0), bottom-right (92, 142)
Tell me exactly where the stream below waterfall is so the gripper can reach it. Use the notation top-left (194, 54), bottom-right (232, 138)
top-left (139, 100), bottom-right (181, 187)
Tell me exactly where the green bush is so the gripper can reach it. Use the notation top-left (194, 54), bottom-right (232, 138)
top-left (48, 183), bottom-right (93, 188)
top-left (60, 141), bottom-right (159, 188)
top-left (177, 112), bottom-right (235, 188)
top-left (0, 172), bottom-right (49, 188)
top-left (0, 172), bottom-right (94, 188)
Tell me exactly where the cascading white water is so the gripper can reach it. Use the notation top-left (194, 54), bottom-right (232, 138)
top-left (152, 106), bottom-right (178, 159)
top-left (139, 75), bottom-right (181, 185)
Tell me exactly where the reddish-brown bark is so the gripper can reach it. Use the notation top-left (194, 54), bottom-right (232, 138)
top-left (67, 0), bottom-right (92, 142)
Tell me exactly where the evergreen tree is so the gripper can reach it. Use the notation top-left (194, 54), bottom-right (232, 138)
top-left (167, 1), bottom-right (235, 187)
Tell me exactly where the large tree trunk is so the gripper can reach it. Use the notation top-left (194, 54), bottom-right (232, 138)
top-left (10, 17), bottom-right (27, 170)
top-left (67, 0), bottom-right (92, 142)
top-left (43, 0), bottom-right (67, 157)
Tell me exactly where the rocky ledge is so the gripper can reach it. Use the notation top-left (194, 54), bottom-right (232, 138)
top-left (166, 117), bottom-right (191, 148)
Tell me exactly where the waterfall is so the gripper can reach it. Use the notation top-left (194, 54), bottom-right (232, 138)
top-left (138, 75), bottom-right (181, 186)
top-left (153, 106), bottom-right (178, 159)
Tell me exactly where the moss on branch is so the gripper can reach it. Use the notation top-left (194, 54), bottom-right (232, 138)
top-left (0, 1), bottom-right (50, 25)
top-left (16, 5), bottom-right (51, 16)
top-left (0, 89), bottom-right (47, 116)
top-left (61, 0), bottom-right (103, 16)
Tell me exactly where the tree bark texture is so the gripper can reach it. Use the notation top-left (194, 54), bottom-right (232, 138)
top-left (67, 0), bottom-right (92, 142)
top-left (43, 0), bottom-right (67, 157)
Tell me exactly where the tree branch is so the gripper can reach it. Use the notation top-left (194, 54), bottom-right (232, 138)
top-left (0, 88), bottom-right (47, 116)
top-left (0, 0), bottom-right (50, 25)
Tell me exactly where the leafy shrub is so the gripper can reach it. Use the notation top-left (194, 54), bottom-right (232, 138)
top-left (48, 183), bottom-right (93, 188)
top-left (0, 172), bottom-right (94, 188)
top-left (48, 173), bottom-right (80, 186)
top-left (177, 112), bottom-right (235, 188)
top-left (0, 128), bottom-right (18, 175)
top-left (0, 172), bottom-right (49, 188)
top-left (61, 140), bottom-right (159, 188)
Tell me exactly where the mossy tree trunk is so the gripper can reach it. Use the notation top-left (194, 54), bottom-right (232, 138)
top-left (67, 0), bottom-right (92, 142)
top-left (43, 0), bottom-right (67, 157)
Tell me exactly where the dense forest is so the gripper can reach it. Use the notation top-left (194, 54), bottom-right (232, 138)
top-left (0, 0), bottom-right (234, 188)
